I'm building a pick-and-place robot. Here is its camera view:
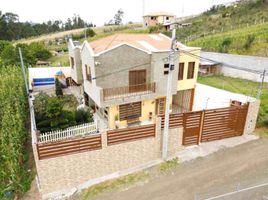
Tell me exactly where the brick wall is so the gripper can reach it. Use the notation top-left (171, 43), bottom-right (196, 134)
top-left (243, 100), bottom-right (260, 135)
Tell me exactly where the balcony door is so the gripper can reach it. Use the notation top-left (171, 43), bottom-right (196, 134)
top-left (129, 70), bottom-right (146, 93)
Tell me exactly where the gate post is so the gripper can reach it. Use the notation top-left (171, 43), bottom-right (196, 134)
top-left (198, 110), bottom-right (205, 144)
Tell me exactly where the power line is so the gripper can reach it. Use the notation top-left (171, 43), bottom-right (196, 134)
top-left (180, 49), bottom-right (267, 75)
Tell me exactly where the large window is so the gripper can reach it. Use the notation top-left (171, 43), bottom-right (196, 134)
top-left (119, 102), bottom-right (142, 121)
top-left (178, 63), bottom-right (184, 80)
top-left (85, 64), bottom-right (92, 82)
top-left (187, 62), bottom-right (195, 79)
top-left (70, 57), bottom-right (74, 68)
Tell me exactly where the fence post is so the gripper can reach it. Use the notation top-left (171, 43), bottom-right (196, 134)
top-left (198, 110), bottom-right (205, 144)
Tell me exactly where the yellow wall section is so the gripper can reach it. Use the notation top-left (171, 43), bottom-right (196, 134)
top-left (177, 51), bottom-right (200, 91)
top-left (108, 100), bottom-right (156, 129)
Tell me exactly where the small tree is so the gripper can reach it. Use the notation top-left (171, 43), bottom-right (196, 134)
top-left (55, 78), bottom-right (63, 96)
top-left (114, 9), bottom-right (124, 25)
top-left (86, 28), bottom-right (96, 38)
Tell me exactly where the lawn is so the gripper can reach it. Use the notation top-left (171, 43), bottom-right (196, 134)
top-left (48, 52), bottom-right (69, 67)
top-left (198, 75), bottom-right (268, 127)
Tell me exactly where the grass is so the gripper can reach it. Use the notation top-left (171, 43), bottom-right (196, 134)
top-left (188, 23), bottom-right (268, 56)
top-left (198, 75), bottom-right (268, 127)
top-left (48, 52), bottom-right (69, 66)
top-left (255, 127), bottom-right (268, 138)
top-left (76, 171), bottom-right (148, 200)
top-left (159, 158), bottom-right (179, 172)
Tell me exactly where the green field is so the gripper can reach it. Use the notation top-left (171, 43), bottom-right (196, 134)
top-left (188, 23), bottom-right (268, 56)
top-left (198, 75), bottom-right (268, 127)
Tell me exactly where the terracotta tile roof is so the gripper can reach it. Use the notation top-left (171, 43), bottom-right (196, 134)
top-left (89, 33), bottom-right (174, 54)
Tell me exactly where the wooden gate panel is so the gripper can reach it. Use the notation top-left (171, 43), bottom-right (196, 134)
top-left (201, 105), bottom-right (248, 142)
top-left (182, 111), bottom-right (202, 146)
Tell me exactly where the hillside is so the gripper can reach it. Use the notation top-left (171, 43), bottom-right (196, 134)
top-left (188, 22), bottom-right (268, 56)
top-left (177, 0), bottom-right (268, 40)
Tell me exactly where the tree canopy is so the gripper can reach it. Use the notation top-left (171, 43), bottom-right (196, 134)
top-left (0, 11), bottom-right (95, 41)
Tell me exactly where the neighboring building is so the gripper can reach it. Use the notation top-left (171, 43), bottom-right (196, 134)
top-left (199, 60), bottom-right (221, 77)
top-left (143, 12), bottom-right (175, 27)
top-left (68, 39), bottom-right (83, 85)
top-left (201, 52), bottom-right (268, 82)
top-left (70, 33), bottom-right (201, 130)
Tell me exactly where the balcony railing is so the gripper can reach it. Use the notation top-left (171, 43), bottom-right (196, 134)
top-left (103, 82), bottom-right (156, 101)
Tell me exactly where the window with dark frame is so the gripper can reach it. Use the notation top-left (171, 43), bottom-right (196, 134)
top-left (178, 63), bottom-right (184, 80)
top-left (164, 63), bottom-right (169, 75)
top-left (85, 64), bottom-right (92, 82)
top-left (70, 57), bottom-right (74, 68)
top-left (187, 62), bottom-right (195, 79)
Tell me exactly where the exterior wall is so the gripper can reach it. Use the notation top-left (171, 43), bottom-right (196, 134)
top-left (167, 127), bottom-right (184, 157)
top-left (243, 100), bottom-right (260, 135)
top-left (151, 52), bottom-right (179, 96)
top-left (143, 15), bottom-right (175, 27)
top-left (220, 66), bottom-right (265, 82)
top-left (95, 45), bottom-right (151, 89)
top-left (177, 51), bottom-right (200, 91)
top-left (68, 40), bottom-right (83, 84)
top-left (108, 99), bottom-right (156, 129)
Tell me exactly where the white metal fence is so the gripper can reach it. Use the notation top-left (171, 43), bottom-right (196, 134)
top-left (38, 122), bottom-right (98, 143)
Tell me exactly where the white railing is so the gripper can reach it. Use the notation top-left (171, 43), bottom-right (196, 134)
top-left (38, 122), bottom-right (98, 144)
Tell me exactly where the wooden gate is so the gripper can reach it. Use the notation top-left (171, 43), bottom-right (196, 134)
top-left (201, 105), bottom-right (248, 142)
top-left (182, 111), bottom-right (202, 146)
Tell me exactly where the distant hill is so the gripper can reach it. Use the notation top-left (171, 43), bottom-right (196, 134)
top-left (173, 0), bottom-right (268, 56)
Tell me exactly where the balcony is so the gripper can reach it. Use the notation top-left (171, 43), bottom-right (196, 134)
top-left (103, 82), bottom-right (156, 101)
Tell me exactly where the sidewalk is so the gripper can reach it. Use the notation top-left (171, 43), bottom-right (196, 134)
top-left (176, 134), bottom-right (259, 162)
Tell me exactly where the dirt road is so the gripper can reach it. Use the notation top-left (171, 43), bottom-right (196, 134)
top-left (90, 138), bottom-right (268, 200)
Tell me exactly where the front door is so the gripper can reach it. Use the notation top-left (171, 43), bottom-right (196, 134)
top-left (129, 70), bottom-right (146, 92)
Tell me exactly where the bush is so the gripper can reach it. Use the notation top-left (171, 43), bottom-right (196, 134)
top-left (244, 34), bottom-right (255, 49)
top-left (75, 109), bottom-right (93, 124)
top-left (55, 78), bottom-right (63, 96)
top-left (86, 28), bottom-right (96, 37)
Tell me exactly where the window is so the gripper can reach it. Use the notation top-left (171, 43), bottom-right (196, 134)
top-left (187, 62), bottom-right (195, 79)
top-left (85, 64), bottom-right (92, 82)
top-left (164, 63), bottom-right (169, 75)
top-left (70, 57), bottom-right (74, 68)
top-left (178, 63), bottom-right (184, 80)
top-left (119, 102), bottom-right (142, 121)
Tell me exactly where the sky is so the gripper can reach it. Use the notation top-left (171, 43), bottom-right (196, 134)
top-left (1, 0), bottom-right (235, 26)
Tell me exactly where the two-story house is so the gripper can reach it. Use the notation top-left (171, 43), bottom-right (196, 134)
top-left (69, 33), bottom-right (200, 130)
top-left (143, 12), bottom-right (175, 27)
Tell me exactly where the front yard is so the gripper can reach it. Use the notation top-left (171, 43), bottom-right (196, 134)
top-left (198, 75), bottom-right (268, 128)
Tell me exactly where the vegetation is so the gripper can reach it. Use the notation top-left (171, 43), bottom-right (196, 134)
top-left (198, 75), bottom-right (268, 127)
top-left (76, 172), bottom-right (148, 199)
top-left (55, 78), bottom-right (63, 96)
top-left (0, 40), bottom-right (52, 66)
top-left (0, 11), bottom-right (95, 41)
top-left (188, 23), bottom-right (268, 56)
top-left (0, 66), bottom-right (31, 199)
top-left (159, 158), bottom-right (179, 172)
top-left (34, 92), bottom-right (93, 132)
top-left (175, 0), bottom-right (268, 41)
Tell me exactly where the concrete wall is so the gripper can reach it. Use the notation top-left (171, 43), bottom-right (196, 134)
top-left (68, 40), bottom-right (83, 84)
top-left (243, 100), bottom-right (261, 135)
top-left (34, 118), bottom-right (184, 199)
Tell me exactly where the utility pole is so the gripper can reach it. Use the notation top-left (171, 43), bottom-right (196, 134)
top-left (19, 47), bottom-right (29, 96)
top-left (162, 27), bottom-right (178, 160)
top-left (257, 70), bottom-right (266, 99)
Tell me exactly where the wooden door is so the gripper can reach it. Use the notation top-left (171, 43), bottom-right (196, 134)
top-left (129, 70), bottom-right (146, 92)
top-left (155, 98), bottom-right (166, 115)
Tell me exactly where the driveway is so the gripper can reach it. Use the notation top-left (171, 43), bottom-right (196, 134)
top-left (89, 138), bottom-right (268, 200)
